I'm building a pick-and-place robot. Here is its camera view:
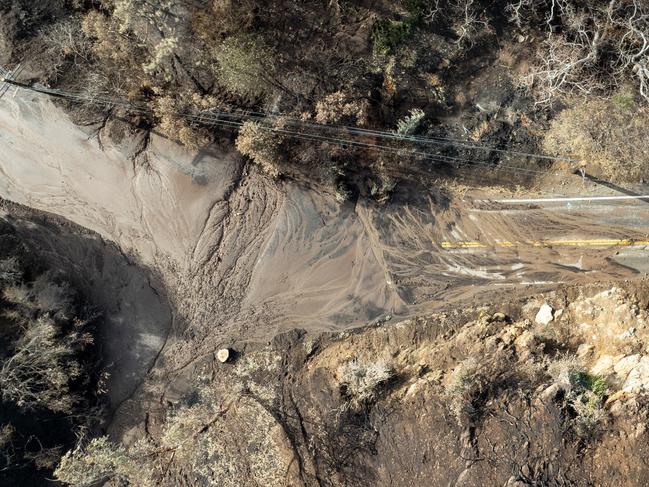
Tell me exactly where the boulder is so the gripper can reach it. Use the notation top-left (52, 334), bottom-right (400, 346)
top-left (576, 343), bottom-right (594, 359)
top-left (535, 304), bottom-right (554, 326)
top-left (623, 355), bottom-right (649, 392)
top-left (217, 348), bottom-right (231, 363)
top-left (614, 354), bottom-right (640, 379)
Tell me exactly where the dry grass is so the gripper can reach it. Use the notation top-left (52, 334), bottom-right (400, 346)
top-left (445, 357), bottom-right (481, 421)
top-left (339, 360), bottom-right (394, 405)
top-left (544, 95), bottom-right (649, 182)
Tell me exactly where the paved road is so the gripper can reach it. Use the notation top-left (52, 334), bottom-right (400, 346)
top-left (437, 193), bottom-right (649, 279)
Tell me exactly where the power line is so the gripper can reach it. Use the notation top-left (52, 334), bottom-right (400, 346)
top-left (200, 109), bottom-right (581, 164)
top-left (0, 78), bottom-right (580, 180)
top-left (180, 110), bottom-right (570, 178)
top-left (0, 63), bottom-right (24, 101)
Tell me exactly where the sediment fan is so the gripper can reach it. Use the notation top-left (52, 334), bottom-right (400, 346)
top-left (0, 63), bottom-right (24, 101)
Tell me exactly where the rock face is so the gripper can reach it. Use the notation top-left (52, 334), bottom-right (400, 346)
top-left (623, 356), bottom-right (649, 392)
top-left (535, 303), bottom-right (554, 325)
top-left (146, 287), bottom-right (649, 486)
top-left (559, 287), bottom-right (649, 396)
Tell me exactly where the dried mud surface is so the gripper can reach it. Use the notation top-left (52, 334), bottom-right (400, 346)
top-left (1, 92), bottom-right (648, 359)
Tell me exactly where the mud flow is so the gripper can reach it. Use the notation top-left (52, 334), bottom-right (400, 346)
top-left (1, 93), bottom-right (648, 356)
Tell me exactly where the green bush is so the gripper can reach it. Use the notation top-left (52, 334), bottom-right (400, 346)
top-left (214, 34), bottom-right (276, 99)
top-left (371, 1), bottom-right (424, 57)
top-left (548, 357), bottom-right (607, 436)
top-left (396, 108), bottom-right (425, 135)
top-left (372, 19), bottom-right (413, 56)
top-left (574, 371), bottom-right (607, 399)
top-left (611, 90), bottom-right (636, 112)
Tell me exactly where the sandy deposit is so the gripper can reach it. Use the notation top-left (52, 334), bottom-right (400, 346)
top-left (1, 91), bottom-right (648, 367)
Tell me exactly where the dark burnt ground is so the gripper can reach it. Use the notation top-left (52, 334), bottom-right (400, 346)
top-left (0, 0), bottom-right (558, 199)
top-left (0, 218), bottom-right (97, 487)
top-left (0, 200), bottom-right (174, 484)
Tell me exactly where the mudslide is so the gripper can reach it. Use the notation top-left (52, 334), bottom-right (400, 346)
top-left (1, 91), bottom-right (648, 367)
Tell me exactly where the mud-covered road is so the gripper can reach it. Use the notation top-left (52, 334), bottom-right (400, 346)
top-left (1, 91), bottom-right (648, 370)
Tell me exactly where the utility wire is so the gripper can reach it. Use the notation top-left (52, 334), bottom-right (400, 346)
top-left (0, 78), bottom-right (580, 179)
top-left (15, 81), bottom-right (570, 164)
top-left (0, 63), bottom-right (24, 101)
top-left (193, 108), bottom-right (581, 164)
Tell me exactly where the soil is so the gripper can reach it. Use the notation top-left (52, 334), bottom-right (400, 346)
top-left (2, 88), bottom-right (649, 485)
top-left (0, 200), bottom-right (172, 414)
top-left (139, 282), bottom-right (649, 487)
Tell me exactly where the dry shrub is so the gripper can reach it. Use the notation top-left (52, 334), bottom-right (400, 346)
top-left (338, 360), bottom-right (394, 405)
top-left (214, 34), bottom-right (277, 99)
top-left (38, 17), bottom-right (91, 78)
top-left (81, 11), bottom-right (132, 67)
top-left (0, 258), bottom-right (21, 285)
top-left (511, 0), bottom-right (649, 104)
top-left (3, 274), bottom-right (74, 318)
top-left (211, 0), bottom-right (257, 34)
top-left (547, 355), bottom-right (583, 385)
top-left (154, 94), bottom-right (213, 149)
top-left (56, 387), bottom-right (296, 487)
top-left (315, 91), bottom-right (369, 126)
top-left (543, 95), bottom-right (649, 182)
top-left (80, 10), bottom-right (145, 98)
top-left (0, 314), bottom-right (91, 413)
top-left (31, 275), bottom-right (74, 317)
top-left (445, 353), bottom-right (537, 424)
top-left (235, 121), bottom-right (284, 176)
top-left (55, 437), bottom-right (155, 487)
top-left (157, 388), bottom-right (296, 486)
top-left (26, 446), bottom-right (64, 471)
top-left (143, 36), bottom-right (179, 75)
top-left (0, 269), bottom-right (94, 414)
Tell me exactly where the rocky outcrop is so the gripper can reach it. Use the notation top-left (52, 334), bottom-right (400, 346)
top-left (127, 284), bottom-right (649, 486)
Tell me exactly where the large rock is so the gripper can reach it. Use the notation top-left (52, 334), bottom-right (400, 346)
top-left (623, 356), bottom-right (649, 392)
top-left (535, 304), bottom-right (554, 326)
top-left (614, 354), bottom-right (641, 380)
top-left (217, 348), bottom-right (231, 363)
